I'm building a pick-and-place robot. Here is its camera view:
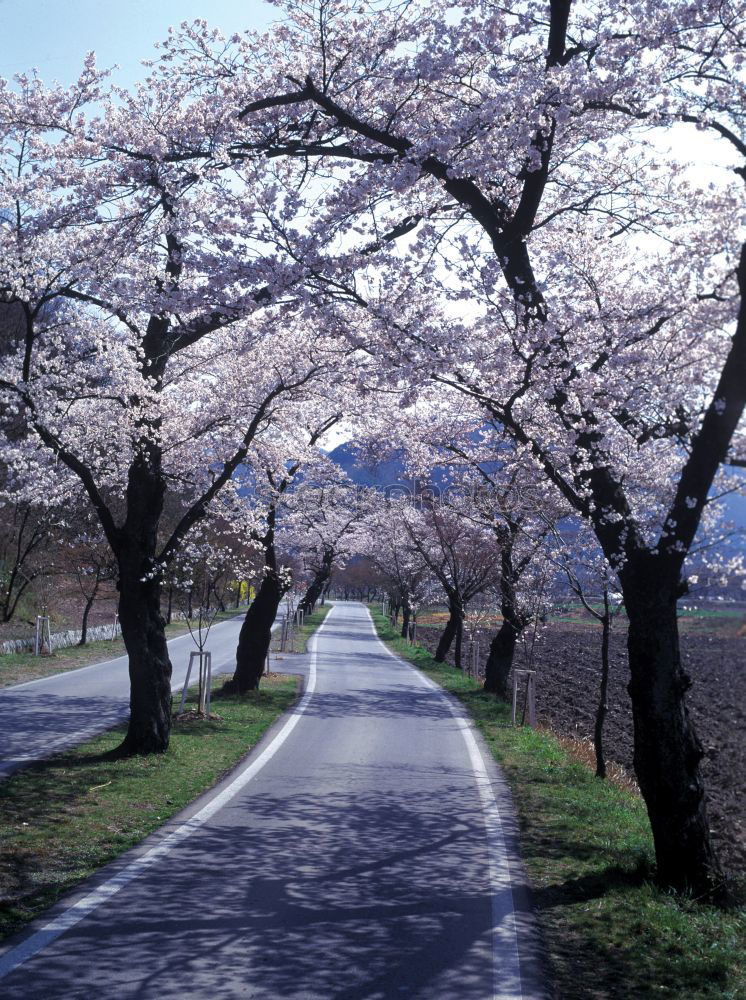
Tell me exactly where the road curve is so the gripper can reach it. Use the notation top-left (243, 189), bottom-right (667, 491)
top-left (0, 601), bottom-right (546, 999)
top-left (0, 613), bottom-right (269, 777)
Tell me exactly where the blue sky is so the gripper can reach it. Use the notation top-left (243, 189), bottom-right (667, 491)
top-left (0, 0), bottom-right (275, 87)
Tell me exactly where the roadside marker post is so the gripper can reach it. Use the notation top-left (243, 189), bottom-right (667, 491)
top-left (511, 669), bottom-right (537, 727)
top-left (178, 651), bottom-right (213, 716)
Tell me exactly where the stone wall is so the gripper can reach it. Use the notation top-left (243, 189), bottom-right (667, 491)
top-left (0, 621), bottom-right (119, 655)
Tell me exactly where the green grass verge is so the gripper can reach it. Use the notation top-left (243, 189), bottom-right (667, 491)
top-left (296, 603), bottom-right (332, 649)
top-left (267, 603), bottom-right (332, 663)
top-left (369, 606), bottom-right (746, 1000)
top-left (0, 607), bottom-right (247, 688)
top-left (0, 673), bottom-right (297, 942)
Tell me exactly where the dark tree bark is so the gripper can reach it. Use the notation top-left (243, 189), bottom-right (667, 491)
top-left (110, 339), bottom-right (173, 755)
top-left (622, 561), bottom-right (724, 898)
top-left (483, 619), bottom-right (520, 699)
top-left (78, 570), bottom-right (101, 646)
top-left (391, 597), bottom-right (401, 625)
top-left (213, 578), bottom-right (226, 612)
top-left (453, 610), bottom-right (464, 670)
top-left (117, 561), bottom-right (172, 756)
top-left (484, 543), bottom-right (525, 698)
top-left (224, 419), bottom-right (338, 694)
top-left (435, 595), bottom-right (463, 664)
top-left (594, 590), bottom-right (611, 779)
top-left (225, 569), bottom-right (285, 692)
top-left (225, 507), bottom-right (290, 694)
top-left (299, 547), bottom-right (334, 614)
top-left (400, 600), bottom-right (411, 638)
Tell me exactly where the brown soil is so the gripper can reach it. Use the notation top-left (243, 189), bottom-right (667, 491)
top-left (0, 578), bottom-right (119, 641)
top-left (417, 612), bottom-right (746, 879)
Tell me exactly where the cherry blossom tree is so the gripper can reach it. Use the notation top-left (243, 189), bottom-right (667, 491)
top-left (361, 495), bottom-right (433, 636)
top-left (1, 0), bottom-right (742, 898)
top-left (195, 0), bottom-right (744, 897)
top-left (225, 410), bottom-right (344, 693)
top-left (290, 481), bottom-right (369, 614)
top-left (396, 494), bottom-right (501, 669)
top-left (0, 66), bottom-right (360, 755)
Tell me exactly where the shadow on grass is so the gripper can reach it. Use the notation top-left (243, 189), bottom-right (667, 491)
top-left (532, 861), bottom-right (652, 911)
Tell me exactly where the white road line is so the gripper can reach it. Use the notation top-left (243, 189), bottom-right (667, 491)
top-left (0, 609), bottom-right (331, 982)
top-left (363, 606), bottom-right (524, 1000)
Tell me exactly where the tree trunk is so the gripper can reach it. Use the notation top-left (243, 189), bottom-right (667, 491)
top-left (435, 595), bottom-right (462, 663)
top-left (400, 601), bottom-right (411, 639)
top-left (78, 577), bottom-right (99, 646)
top-left (226, 516), bottom-right (289, 694)
top-left (594, 592), bottom-right (611, 779)
top-left (117, 564), bottom-right (172, 756)
top-left (623, 563), bottom-right (725, 900)
top-left (484, 544), bottom-right (522, 698)
top-left (165, 584), bottom-right (173, 625)
top-left (454, 612), bottom-right (464, 670)
top-left (299, 548), bottom-right (334, 615)
top-left (483, 618), bottom-right (520, 699)
top-left (116, 410), bottom-right (172, 756)
top-left (225, 570), bottom-right (284, 693)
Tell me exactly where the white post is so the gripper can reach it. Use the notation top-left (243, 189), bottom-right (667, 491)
top-left (179, 652), bottom-right (197, 713)
top-left (511, 672), bottom-right (519, 726)
top-left (205, 652), bottom-right (212, 717)
top-left (512, 670), bottom-right (537, 727)
top-left (198, 651), bottom-right (206, 715)
top-left (179, 650), bottom-right (213, 716)
top-left (111, 613), bottom-right (119, 640)
top-left (527, 671), bottom-right (537, 728)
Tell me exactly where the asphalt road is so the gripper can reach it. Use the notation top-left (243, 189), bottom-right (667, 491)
top-left (0, 602), bottom-right (545, 999)
top-left (0, 612), bottom-right (267, 777)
